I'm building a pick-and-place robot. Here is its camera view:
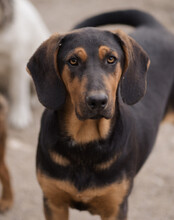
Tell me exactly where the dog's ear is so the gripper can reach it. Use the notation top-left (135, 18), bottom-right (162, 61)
top-left (114, 30), bottom-right (150, 105)
top-left (27, 34), bottom-right (66, 110)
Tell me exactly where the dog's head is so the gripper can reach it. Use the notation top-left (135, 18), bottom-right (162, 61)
top-left (27, 28), bottom-right (150, 120)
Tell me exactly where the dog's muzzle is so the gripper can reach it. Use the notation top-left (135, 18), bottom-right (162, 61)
top-left (84, 92), bottom-right (110, 119)
top-left (86, 93), bottom-right (108, 111)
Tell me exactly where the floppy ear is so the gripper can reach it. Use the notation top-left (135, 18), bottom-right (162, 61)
top-left (114, 30), bottom-right (150, 105)
top-left (27, 34), bottom-right (66, 109)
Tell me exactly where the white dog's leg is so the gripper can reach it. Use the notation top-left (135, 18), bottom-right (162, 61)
top-left (9, 54), bottom-right (32, 129)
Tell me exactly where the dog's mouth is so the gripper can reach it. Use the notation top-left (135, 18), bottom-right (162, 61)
top-left (90, 114), bottom-right (107, 120)
top-left (73, 91), bottom-right (115, 121)
top-left (75, 105), bottom-right (114, 121)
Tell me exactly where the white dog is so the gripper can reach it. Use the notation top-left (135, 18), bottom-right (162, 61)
top-left (0, 0), bottom-right (49, 128)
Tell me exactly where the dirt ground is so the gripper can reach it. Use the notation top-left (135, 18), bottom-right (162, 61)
top-left (1, 0), bottom-right (174, 219)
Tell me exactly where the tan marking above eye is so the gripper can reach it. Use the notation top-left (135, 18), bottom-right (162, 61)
top-left (66, 47), bottom-right (87, 63)
top-left (98, 45), bottom-right (118, 61)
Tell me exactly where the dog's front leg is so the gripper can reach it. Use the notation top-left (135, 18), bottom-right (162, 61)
top-left (101, 203), bottom-right (128, 220)
top-left (43, 197), bottom-right (69, 220)
top-left (117, 199), bottom-right (128, 220)
top-left (9, 55), bottom-right (32, 128)
top-left (100, 204), bottom-right (128, 220)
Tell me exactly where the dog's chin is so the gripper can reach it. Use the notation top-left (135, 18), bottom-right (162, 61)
top-left (75, 109), bottom-right (113, 121)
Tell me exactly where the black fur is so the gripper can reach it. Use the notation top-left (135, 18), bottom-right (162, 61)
top-left (28, 9), bottom-right (174, 219)
top-left (73, 9), bottom-right (161, 29)
top-left (27, 36), bottom-right (66, 110)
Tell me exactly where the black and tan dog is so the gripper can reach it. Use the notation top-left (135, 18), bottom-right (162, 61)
top-left (0, 95), bottom-right (13, 212)
top-left (27, 10), bottom-right (174, 220)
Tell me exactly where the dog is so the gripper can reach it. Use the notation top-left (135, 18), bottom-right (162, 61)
top-left (0, 0), bottom-right (49, 129)
top-left (27, 10), bottom-right (174, 220)
top-left (0, 94), bottom-right (13, 212)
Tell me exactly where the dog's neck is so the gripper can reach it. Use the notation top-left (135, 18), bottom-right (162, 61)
top-left (61, 96), bottom-right (112, 144)
top-left (0, 0), bottom-right (13, 30)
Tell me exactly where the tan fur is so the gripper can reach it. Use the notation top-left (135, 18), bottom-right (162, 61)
top-left (64, 95), bottom-right (111, 144)
top-left (26, 67), bottom-right (31, 76)
top-left (61, 64), bottom-right (112, 144)
top-left (49, 151), bottom-right (70, 167)
top-left (60, 50), bottom-right (123, 144)
top-left (61, 65), bottom-right (86, 110)
top-left (37, 171), bottom-right (130, 219)
top-left (103, 62), bottom-right (122, 115)
top-left (65, 111), bottom-right (111, 144)
top-left (98, 46), bottom-right (118, 60)
top-left (66, 47), bottom-right (87, 62)
top-left (0, 95), bottom-right (13, 212)
top-left (44, 201), bottom-right (69, 220)
top-left (162, 109), bottom-right (174, 124)
top-left (147, 59), bottom-right (151, 70)
top-left (95, 154), bottom-right (117, 170)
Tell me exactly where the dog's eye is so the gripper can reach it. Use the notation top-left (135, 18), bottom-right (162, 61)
top-left (69, 57), bottom-right (78, 66)
top-left (107, 56), bottom-right (116, 64)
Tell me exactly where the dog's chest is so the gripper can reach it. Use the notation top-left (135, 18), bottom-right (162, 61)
top-left (38, 171), bottom-right (130, 216)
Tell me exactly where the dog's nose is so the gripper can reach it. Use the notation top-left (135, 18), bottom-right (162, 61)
top-left (86, 93), bottom-right (108, 111)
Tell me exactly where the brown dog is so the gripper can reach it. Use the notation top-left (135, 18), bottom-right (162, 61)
top-left (0, 94), bottom-right (13, 212)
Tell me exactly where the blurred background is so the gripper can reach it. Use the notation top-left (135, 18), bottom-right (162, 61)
top-left (1, 0), bottom-right (174, 219)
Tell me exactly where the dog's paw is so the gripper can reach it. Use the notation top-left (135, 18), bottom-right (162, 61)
top-left (9, 106), bottom-right (32, 129)
top-left (0, 199), bottom-right (13, 213)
